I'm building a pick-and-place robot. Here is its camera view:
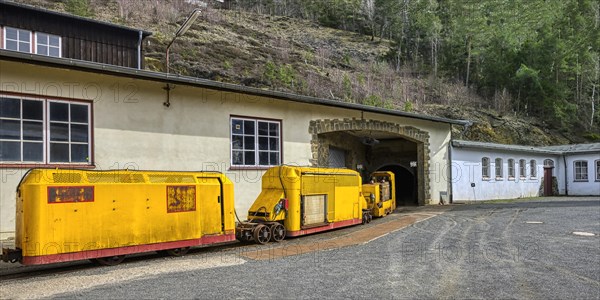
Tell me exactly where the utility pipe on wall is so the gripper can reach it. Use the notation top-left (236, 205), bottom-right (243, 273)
top-left (563, 154), bottom-right (568, 195)
top-left (137, 30), bottom-right (143, 69)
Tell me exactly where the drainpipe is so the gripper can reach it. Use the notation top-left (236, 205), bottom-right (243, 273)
top-left (562, 154), bottom-right (568, 195)
top-left (137, 30), bottom-right (143, 69)
top-left (448, 139), bottom-right (453, 204)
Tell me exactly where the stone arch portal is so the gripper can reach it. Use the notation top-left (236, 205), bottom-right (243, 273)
top-left (308, 118), bottom-right (431, 205)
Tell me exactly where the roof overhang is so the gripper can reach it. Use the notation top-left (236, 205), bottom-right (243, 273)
top-left (452, 140), bottom-right (600, 155)
top-left (0, 50), bottom-right (469, 126)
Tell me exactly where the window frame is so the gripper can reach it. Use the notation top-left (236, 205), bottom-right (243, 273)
top-left (544, 159), bottom-right (554, 168)
top-left (3, 26), bottom-right (32, 53)
top-left (0, 93), bottom-right (94, 168)
top-left (519, 159), bottom-right (526, 179)
top-left (481, 157), bottom-right (490, 180)
top-left (595, 160), bottom-right (600, 182)
top-left (507, 158), bottom-right (515, 180)
top-left (230, 116), bottom-right (282, 169)
top-left (47, 100), bottom-right (92, 164)
top-left (495, 158), bottom-right (503, 180)
top-left (574, 160), bottom-right (588, 182)
top-left (530, 159), bottom-right (537, 178)
top-left (35, 32), bottom-right (62, 57)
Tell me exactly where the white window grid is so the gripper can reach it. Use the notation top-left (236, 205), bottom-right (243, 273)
top-left (595, 160), bottom-right (600, 181)
top-left (481, 157), bottom-right (490, 179)
top-left (35, 32), bottom-right (61, 57)
top-left (574, 160), bottom-right (588, 181)
top-left (519, 159), bottom-right (526, 178)
top-left (0, 95), bottom-right (91, 164)
top-left (231, 117), bottom-right (281, 167)
top-left (530, 159), bottom-right (537, 178)
top-left (0, 97), bottom-right (44, 162)
top-left (4, 26), bottom-right (31, 53)
top-left (508, 159), bottom-right (515, 179)
top-left (48, 100), bottom-right (91, 163)
top-left (495, 158), bottom-right (503, 179)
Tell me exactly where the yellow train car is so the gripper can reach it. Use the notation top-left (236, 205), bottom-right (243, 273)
top-left (362, 171), bottom-right (396, 217)
top-left (236, 166), bottom-right (367, 244)
top-left (2, 169), bottom-right (236, 265)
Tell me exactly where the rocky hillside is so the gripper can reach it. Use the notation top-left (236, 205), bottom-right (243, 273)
top-left (17, 0), bottom-right (585, 145)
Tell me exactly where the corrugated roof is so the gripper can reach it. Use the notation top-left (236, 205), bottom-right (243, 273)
top-left (0, 50), bottom-right (470, 126)
top-left (541, 143), bottom-right (600, 153)
top-left (452, 140), bottom-right (600, 155)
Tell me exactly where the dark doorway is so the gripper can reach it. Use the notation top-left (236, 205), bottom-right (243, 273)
top-left (377, 165), bottom-right (417, 206)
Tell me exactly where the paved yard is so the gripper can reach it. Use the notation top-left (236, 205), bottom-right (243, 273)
top-left (1, 197), bottom-right (598, 299)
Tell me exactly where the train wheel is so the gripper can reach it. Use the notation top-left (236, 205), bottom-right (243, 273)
top-left (270, 223), bottom-right (286, 242)
top-left (165, 247), bottom-right (190, 257)
top-left (253, 224), bottom-right (271, 244)
top-left (95, 255), bottom-right (125, 266)
top-left (367, 214), bottom-right (373, 223)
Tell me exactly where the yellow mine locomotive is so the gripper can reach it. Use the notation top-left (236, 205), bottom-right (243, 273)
top-left (235, 166), bottom-right (395, 244)
top-left (1, 166), bottom-right (396, 265)
top-left (1, 169), bottom-right (235, 265)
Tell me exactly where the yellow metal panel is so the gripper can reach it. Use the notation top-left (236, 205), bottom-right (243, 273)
top-left (334, 186), bottom-right (361, 220)
top-left (248, 166), bottom-right (363, 234)
top-left (16, 169), bottom-right (235, 257)
top-left (197, 177), bottom-right (222, 235)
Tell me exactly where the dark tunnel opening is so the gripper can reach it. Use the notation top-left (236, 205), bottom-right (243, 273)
top-left (377, 164), bottom-right (417, 206)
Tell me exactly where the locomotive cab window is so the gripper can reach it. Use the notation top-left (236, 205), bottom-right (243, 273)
top-left (231, 117), bottom-right (281, 167)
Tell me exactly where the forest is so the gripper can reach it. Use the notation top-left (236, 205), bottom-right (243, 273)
top-left (223, 0), bottom-right (599, 138)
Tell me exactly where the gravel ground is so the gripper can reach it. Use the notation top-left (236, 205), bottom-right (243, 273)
top-left (1, 197), bottom-right (598, 299)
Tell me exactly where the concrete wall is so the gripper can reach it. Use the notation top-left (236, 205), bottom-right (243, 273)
top-left (0, 60), bottom-right (453, 238)
top-left (451, 147), bottom-right (563, 201)
top-left (564, 153), bottom-right (600, 196)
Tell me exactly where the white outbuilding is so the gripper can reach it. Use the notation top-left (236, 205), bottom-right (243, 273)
top-left (451, 140), bottom-right (600, 202)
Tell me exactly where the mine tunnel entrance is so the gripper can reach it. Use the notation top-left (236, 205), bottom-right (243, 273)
top-left (377, 164), bottom-right (417, 206)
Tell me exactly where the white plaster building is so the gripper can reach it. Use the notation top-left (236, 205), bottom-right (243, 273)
top-left (451, 140), bottom-right (600, 202)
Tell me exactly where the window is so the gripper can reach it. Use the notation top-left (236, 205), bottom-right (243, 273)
top-left (3, 28), bottom-right (61, 57)
top-left (495, 158), bottom-right (503, 179)
top-left (574, 161), bottom-right (588, 181)
top-left (48, 101), bottom-right (90, 163)
top-left (519, 159), bottom-right (526, 178)
top-left (0, 96), bottom-right (91, 164)
top-left (4, 27), bottom-right (31, 53)
top-left (530, 159), bottom-right (537, 178)
top-left (544, 159), bottom-right (554, 168)
top-left (596, 160), bottom-right (600, 181)
top-left (35, 32), bottom-right (61, 57)
top-left (482, 157), bottom-right (490, 179)
top-left (231, 117), bottom-right (281, 167)
top-left (508, 159), bottom-right (515, 180)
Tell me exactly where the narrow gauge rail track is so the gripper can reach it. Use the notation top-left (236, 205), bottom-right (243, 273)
top-left (0, 207), bottom-right (443, 281)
